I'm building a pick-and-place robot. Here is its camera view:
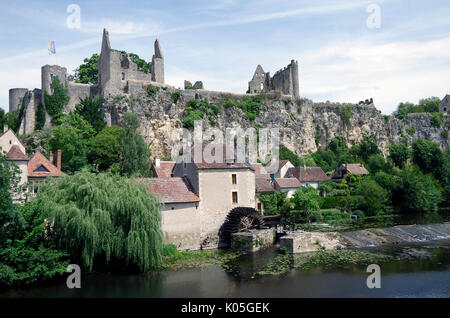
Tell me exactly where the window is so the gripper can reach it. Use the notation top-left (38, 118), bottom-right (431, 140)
top-left (232, 174), bottom-right (237, 184)
top-left (257, 203), bottom-right (262, 211)
top-left (122, 72), bottom-right (125, 80)
top-left (232, 191), bottom-right (238, 204)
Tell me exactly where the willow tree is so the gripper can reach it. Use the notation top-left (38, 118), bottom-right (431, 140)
top-left (35, 170), bottom-right (163, 272)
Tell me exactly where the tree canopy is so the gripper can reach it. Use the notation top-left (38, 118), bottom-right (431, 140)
top-left (120, 113), bottom-right (152, 177)
top-left (34, 170), bottom-right (164, 271)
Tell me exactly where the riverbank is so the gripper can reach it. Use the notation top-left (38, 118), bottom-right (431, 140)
top-left (2, 240), bottom-right (449, 298)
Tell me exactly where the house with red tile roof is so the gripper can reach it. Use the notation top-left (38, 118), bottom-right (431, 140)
top-left (331, 163), bottom-right (369, 181)
top-left (151, 158), bottom-right (175, 178)
top-left (274, 177), bottom-right (302, 198)
top-left (285, 166), bottom-right (329, 189)
top-left (142, 143), bottom-right (256, 250)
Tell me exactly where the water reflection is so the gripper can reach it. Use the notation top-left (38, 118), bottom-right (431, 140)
top-left (2, 240), bottom-right (449, 298)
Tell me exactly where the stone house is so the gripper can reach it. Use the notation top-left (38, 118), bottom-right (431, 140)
top-left (285, 166), bottom-right (329, 189)
top-left (6, 145), bottom-right (29, 186)
top-left (136, 177), bottom-right (201, 251)
top-left (274, 160), bottom-right (294, 178)
top-left (140, 144), bottom-right (256, 250)
top-left (1, 128), bottom-right (28, 185)
top-left (440, 94), bottom-right (450, 113)
top-left (0, 127), bottom-right (26, 155)
top-left (331, 163), bottom-right (369, 181)
top-left (274, 178), bottom-right (302, 198)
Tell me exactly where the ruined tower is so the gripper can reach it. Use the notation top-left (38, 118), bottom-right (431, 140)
top-left (248, 65), bottom-right (270, 94)
top-left (151, 39), bottom-right (164, 84)
top-left (248, 60), bottom-right (300, 98)
top-left (98, 29), bottom-right (165, 96)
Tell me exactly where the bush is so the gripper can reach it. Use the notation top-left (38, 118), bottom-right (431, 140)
top-left (430, 112), bottom-right (442, 128)
top-left (412, 139), bottom-right (444, 179)
top-left (182, 99), bottom-right (220, 128)
top-left (392, 166), bottom-right (442, 212)
top-left (147, 85), bottom-right (160, 97)
top-left (354, 179), bottom-right (388, 215)
top-left (341, 105), bottom-right (352, 126)
top-left (389, 142), bottom-right (410, 169)
top-left (406, 126), bottom-right (416, 136)
top-left (171, 91), bottom-right (181, 103)
top-left (35, 103), bottom-right (46, 130)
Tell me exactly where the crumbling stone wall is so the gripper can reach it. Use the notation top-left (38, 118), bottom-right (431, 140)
top-left (248, 60), bottom-right (299, 98)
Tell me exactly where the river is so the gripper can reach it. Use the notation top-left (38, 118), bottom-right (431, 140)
top-left (2, 239), bottom-right (450, 298)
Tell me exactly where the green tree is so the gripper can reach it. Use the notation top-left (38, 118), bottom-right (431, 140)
top-left (88, 126), bottom-right (123, 170)
top-left (389, 142), bottom-right (410, 169)
top-left (120, 113), bottom-right (151, 177)
top-left (258, 192), bottom-right (289, 216)
top-left (57, 113), bottom-right (96, 140)
top-left (356, 133), bottom-right (380, 162)
top-left (49, 124), bottom-right (88, 172)
top-left (392, 166), bottom-right (442, 212)
top-left (442, 149), bottom-right (450, 207)
top-left (366, 154), bottom-right (391, 174)
top-left (311, 150), bottom-right (337, 173)
top-left (44, 77), bottom-right (69, 118)
top-left (34, 170), bottom-right (163, 271)
top-left (411, 139), bottom-right (444, 179)
top-left (354, 179), bottom-right (388, 215)
top-left (0, 108), bottom-right (5, 133)
top-left (74, 97), bottom-right (106, 133)
top-left (72, 53), bottom-right (99, 84)
top-left (5, 109), bottom-right (21, 132)
top-left (292, 187), bottom-right (321, 214)
top-left (0, 153), bottom-right (23, 248)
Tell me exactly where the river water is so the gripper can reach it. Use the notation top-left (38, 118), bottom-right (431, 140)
top-left (2, 240), bottom-right (450, 298)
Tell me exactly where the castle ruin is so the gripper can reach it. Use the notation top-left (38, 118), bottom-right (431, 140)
top-left (9, 29), bottom-right (165, 134)
top-left (248, 60), bottom-right (300, 98)
top-left (9, 29), bottom-right (304, 135)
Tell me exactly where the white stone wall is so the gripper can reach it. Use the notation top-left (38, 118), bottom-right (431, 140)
top-left (0, 130), bottom-right (25, 154)
top-left (197, 169), bottom-right (255, 248)
top-left (162, 202), bottom-right (201, 251)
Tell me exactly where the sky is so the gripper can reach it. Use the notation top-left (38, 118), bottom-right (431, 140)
top-left (0, 0), bottom-right (449, 114)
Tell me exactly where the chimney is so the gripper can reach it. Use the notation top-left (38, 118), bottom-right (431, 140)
top-left (360, 163), bottom-right (363, 167)
top-left (49, 151), bottom-right (53, 164)
top-left (154, 158), bottom-right (160, 168)
top-left (3, 124), bottom-right (8, 132)
top-left (56, 149), bottom-right (62, 170)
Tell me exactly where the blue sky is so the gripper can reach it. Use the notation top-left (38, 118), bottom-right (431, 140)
top-left (1, 0), bottom-right (450, 114)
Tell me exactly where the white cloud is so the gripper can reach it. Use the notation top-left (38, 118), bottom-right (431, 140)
top-left (299, 36), bottom-right (450, 113)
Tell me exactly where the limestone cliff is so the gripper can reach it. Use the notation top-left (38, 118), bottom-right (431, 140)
top-left (102, 87), bottom-right (449, 159)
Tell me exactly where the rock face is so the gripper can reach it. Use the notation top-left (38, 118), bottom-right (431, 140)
top-left (102, 88), bottom-right (450, 158)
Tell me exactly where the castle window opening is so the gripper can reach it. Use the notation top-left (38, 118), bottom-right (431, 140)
top-left (122, 72), bottom-right (125, 81)
top-left (260, 83), bottom-right (263, 90)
